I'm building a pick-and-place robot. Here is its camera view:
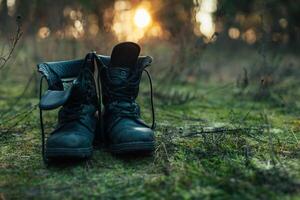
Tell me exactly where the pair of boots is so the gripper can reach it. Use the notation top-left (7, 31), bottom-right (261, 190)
top-left (38, 42), bottom-right (155, 162)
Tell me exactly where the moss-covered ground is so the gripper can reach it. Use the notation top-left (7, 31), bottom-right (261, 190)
top-left (0, 79), bottom-right (299, 200)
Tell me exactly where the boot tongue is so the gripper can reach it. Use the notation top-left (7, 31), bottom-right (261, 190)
top-left (108, 42), bottom-right (140, 84)
top-left (110, 42), bottom-right (140, 68)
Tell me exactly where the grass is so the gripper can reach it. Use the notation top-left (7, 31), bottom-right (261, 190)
top-left (0, 78), bottom-right (300, 200)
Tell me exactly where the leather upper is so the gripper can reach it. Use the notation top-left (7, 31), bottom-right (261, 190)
top-left (37, 55), bottom-right (152, 110)
top-left (39, 53), bottom-right (98, 150)
top-left (99, 54), bottom-right (154, 145)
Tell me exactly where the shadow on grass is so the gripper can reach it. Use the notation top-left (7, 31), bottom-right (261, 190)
top-left (46, 157), bottom-right (91, 169)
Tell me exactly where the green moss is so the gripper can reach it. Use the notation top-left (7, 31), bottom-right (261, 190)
top-left (0, 81), bottom-right (299, 200)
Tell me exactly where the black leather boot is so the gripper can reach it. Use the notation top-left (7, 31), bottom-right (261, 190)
top-left (99, 42), bottom-right (155, 154)
top-left (38, 53), bottom-right (99, 160)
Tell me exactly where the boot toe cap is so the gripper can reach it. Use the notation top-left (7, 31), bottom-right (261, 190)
top-left (46, 132), bottom-right (92, 149)
top-left (110, 120), bottom-right (154, 144)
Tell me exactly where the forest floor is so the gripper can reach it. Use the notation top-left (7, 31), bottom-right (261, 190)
top-left (0, 80), bottom-right (300, 200)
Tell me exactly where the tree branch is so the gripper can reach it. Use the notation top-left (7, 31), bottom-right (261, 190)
top-left (0, 16), bottom-right (23, 71)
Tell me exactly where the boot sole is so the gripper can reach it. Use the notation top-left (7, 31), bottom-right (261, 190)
top-left (110, 141), bottom-right (155, 154)
top-left (45, 147), bottom-right (93, 158)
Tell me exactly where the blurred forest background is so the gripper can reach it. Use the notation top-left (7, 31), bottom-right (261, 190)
top-left (0, 0), bottom-right (300, 199)
top-left (1, 0), bottom-right (299, 83)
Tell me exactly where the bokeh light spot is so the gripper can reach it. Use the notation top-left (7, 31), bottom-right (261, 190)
top-left (279, 18), bottom-right (288, 29)
top-left (228, 27), bottom-right (240, 39)
top-left (38, 26), bottom-right (51, 39)
top-left (242, 29), bottom-right (256, 44)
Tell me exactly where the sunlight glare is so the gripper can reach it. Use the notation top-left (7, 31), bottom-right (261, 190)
top-left (134, 8), bottom-right (151, 28)
top-left (112, 1), bottom-right (162, 42)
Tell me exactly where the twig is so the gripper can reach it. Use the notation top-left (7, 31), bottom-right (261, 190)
top-left (261, 111), bottom-right (284, 167)
top-left (290, 129), bottom-right (299, 144)
top-left (0, 16), bottom-right (23, 71)
top-left (0, 72), bottom-right (35, 118)
top-left (0, 104), bottom-right (38, 125)
top-left (182, 127), bottom-right (259, 137)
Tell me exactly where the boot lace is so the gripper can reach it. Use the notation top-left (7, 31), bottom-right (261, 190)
top-left (104, 68), bottom-right (156, 130)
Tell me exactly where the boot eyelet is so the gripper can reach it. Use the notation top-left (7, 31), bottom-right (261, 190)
top-left (120, 71), bottom-right (127, 77)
